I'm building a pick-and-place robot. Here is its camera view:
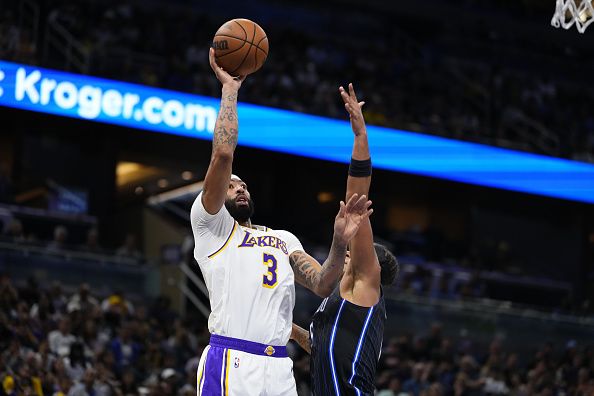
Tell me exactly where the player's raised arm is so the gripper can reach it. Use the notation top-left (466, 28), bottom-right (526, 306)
top-left (201, 48), bottom-right (247, 215)
top-left (339, 83), bottom-right (381, 289)
top-left (290, 193), bottom-right (373, 297)
top-left (340, 83), bottom-right (371, 199)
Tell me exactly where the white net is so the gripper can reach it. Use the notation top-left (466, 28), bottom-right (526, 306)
top-left (551, 0), bottom-right (594, 33)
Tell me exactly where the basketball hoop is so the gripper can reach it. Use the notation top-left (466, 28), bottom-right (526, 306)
top-left (551, 0), bottom-right (594, 33)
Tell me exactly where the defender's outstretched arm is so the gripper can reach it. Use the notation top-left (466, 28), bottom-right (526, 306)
top-left (340, 83), bottom-right (381, 289)
top-left (290, 194), bottom-right (373, 297)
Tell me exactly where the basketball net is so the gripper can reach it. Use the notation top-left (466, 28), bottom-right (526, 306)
top-left (551, 0), bottom-right (594, 33)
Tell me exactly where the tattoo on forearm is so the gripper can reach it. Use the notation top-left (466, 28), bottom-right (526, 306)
top-left (213, 126), bottom-right (238, 147)
top-left (213, 92), bottom-right (238, 152)
top-left (291, 252), bottom-right (320, 291)
top-left (291, 240), bottom-right (347, 296)
top-left (293, 326), bottom-right (311, 354)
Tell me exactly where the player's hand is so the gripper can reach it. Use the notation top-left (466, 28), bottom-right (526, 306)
top-left (333, 193), bottom-right (373, 247)
top-left (209, 48), bottom-right (246, 90)
top-left (339, 83), bottom-right (366, 136)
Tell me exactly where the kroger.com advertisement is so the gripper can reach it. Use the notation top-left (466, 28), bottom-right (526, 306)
top-left (0, 60), bottom-right (219, 137)
top-left (1, 60), bottom-right (594, 204)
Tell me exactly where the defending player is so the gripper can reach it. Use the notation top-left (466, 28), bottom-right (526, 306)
top-left (190, 50), bottom-right (374, 396)
top-left (291, 84), bottom-right (399, 395)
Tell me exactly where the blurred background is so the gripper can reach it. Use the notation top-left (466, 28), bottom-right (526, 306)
top-left (1, 0), bottom-right (594, 395)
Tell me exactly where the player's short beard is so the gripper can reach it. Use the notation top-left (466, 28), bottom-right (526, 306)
top-left (225, 196), bottom-right (255, 223)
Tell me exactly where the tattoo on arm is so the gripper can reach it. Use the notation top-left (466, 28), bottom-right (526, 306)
top-left (212, 92), bottom-right (238, 152)
top-left (291, 324), bottom-right (311, 354)
top-left (290, 251), bottom-right (320, 292)
top-left (290, 239), bottom-right (347, 297)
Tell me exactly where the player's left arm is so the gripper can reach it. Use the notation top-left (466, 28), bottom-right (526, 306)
top-left (340, 83), bottom-right (380, 285)
top-left (290, 194), bottom-right (373, 297)
top-left (290, 323), bottom-right (311, 354)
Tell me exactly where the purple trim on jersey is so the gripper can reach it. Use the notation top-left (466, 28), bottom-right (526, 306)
top-left (207, 221), bottom-right (238, 259)
top-left (210, 334), bottom-right (288, 358)
top-left (201, 346), bottom-right (224, 395)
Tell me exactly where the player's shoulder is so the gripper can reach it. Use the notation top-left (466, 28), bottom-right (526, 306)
top-left (191, 192), bottom-right (232, 222)
top-left (268, 228), bottom-right (297, 239)
top-left (190, 191), bottom-right (207, 219)
top-left (249, 224), bottom-right (269, 232)
top-left (249, 225), bottom-right (290, 235)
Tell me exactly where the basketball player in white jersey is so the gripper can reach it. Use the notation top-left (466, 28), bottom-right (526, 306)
top-left (190, 49), bottom-right (374, 396)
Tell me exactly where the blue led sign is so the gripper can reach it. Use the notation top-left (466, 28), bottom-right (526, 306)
top-left (1, 60), bottom-right (593, 204)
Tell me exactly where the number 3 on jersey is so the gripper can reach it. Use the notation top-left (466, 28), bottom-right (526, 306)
top-left (262, 253), bottom-right (278, 288)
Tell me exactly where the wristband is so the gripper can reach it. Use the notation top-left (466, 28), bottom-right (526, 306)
top-left (348, 157), bottom-right (372, 177)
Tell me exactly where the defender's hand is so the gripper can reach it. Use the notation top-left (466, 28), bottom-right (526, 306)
top-left (339, 83), bottom-right (366, 136)
top-left (333, 193), bottom-right (373, 247)
top-left (209, 48), bottom-right (246, 90)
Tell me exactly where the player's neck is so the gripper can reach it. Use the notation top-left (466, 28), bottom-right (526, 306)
top-left (239, 219), bottom-right (252, 228)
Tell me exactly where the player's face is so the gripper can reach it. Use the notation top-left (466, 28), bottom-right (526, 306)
top-left (224, 179), bottom-right (254, 222)
top-left (226, 179), bottom-right (251, 203)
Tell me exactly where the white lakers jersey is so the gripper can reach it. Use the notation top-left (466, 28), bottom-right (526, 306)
top-left (190, 192), bottom-right (303, 346)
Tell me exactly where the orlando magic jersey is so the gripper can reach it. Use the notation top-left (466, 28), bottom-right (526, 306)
top-left (310, 286), bottom-right (386, 396)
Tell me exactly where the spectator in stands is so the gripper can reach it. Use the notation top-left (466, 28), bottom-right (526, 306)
top-left (20, 276), bottom-right (41, 306)
top-left (454, 355), bottom-right (486, 396)
top-left (67, 368), bottom-right (109, 396)
top-left (80, 318), bottom-right (108, 358)
top-left (183, 343), bottom-right (204, 383)
top-left (119, 367), bottom-right (138, 395)
top-left (68, 283), bottom-right (98, 315)
top-left (81, 228), bottom-right (102, 254)
top-left (13, 302), bottom-right (38, 350)
top-left (482, 367), bottom-right (509, 395)
top-left (54, 376), bottom-right (74, 396)
top-left (101, 291), bottom-right (134, 316)
top-left (109, 322), bottom-right (140, 373)
top-left (2, 218), bottom-right (25, 243)
top-left (436, 359), bottom-right (456, 391)
top-left (422, 383), bottom-right (444, 396)
top-left (101, 291), bottom-right (134, 330)
top-left (165, 320), bottom-right (196, 371)
top-left (403, 363), bottom-right (429, 395)
top-left (64, 342), bottom-right (91, 382)
top-left (149, 296), bottom-right (176, 325)
top-left (377, 378), bottom-right (403, 396)
top-left (159, 368), bottom-right (180, 396)
top-left (47, 225), bottom-right (69, 252)
top-left (49, 282), bottom-right (68, 314)
top-left (48, 317), bottom-right (76, 357)
top-left (0, 272), bottom-right (18, 315)
top-left (426, 322), bottom-right (443, 353)
top-left (116, 233), bottom-right (142, 261)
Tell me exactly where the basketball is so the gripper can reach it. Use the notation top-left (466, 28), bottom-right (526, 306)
top-left (212, 19), bottom-right (269, 76)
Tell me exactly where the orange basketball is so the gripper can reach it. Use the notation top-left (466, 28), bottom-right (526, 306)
top-left (212, 19), bottom-right (269, 76)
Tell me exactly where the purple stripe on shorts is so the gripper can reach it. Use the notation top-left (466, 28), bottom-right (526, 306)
top-left (201, 346), bottom-right (224, 396)
top-left (210, 334), bottom-right (288, 358)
